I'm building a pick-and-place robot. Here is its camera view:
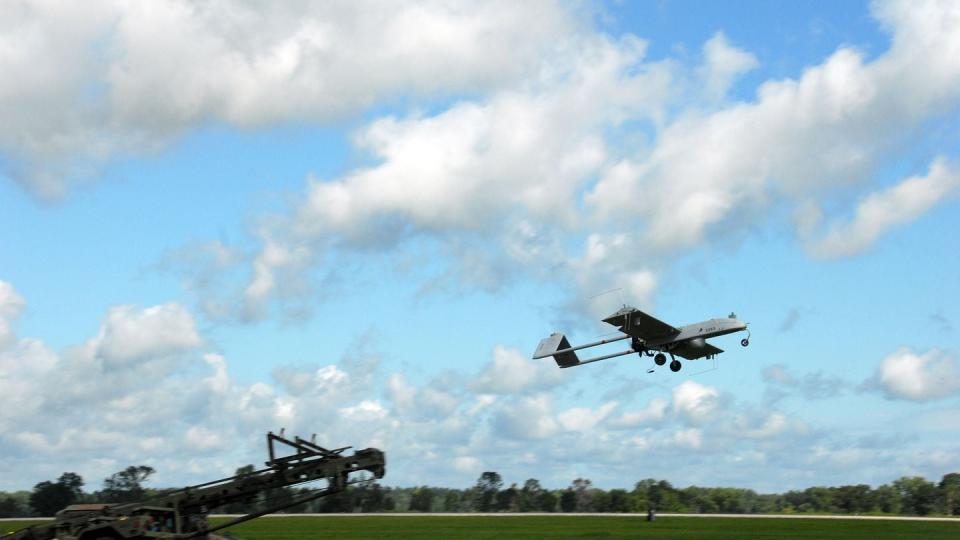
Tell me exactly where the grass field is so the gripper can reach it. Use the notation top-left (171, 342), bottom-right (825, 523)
top-left (5, 515), bottom-right (959, 539)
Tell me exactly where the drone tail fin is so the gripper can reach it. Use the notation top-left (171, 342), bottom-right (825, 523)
top-left (532, 333), bottom-right (580, 368)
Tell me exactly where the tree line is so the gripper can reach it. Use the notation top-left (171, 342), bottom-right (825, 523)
top-left (2, 468), bottom-right (958, 518)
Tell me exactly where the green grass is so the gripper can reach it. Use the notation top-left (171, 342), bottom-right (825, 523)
top-left (5, 516), bottom-right (959, 539)
top-left (213, 515), bottom-right (959, 540)
top-left (1, 520), bottom-right (49, 533)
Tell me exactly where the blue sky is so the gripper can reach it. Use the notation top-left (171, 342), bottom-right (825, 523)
top-left (1, 0), bottom-right (959, 494)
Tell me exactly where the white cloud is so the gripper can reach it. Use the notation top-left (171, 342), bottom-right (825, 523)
top-left (806, 158), bottom-right (960, 257)
top-left (2, 282), bottom-right (954, 492)
top-left (471, 346), bottom-right (565, 394)
top-left (491, 394), bottom-right (559, 440)
top-left (672, 380), bottom-right (721, 424)
top-left (0, 280), bottom-right (26, 346)
top-left (744, 413), bottom-right (789, 439)
top-left (0, 1), bottom-right (577, 198)
top-left (609, 398), bottom-right (669, 428)
top-left (92, 303), bottom-right (203, 365)
top-left (169, 0), bottom-right (960, 322)
top-left (698, 32), bottom-right (759, 101)
top-left (670, 428), bottom-right (703, 450)
top-left (557, 401), bottom-right (617, 432)
top-left (587, 1), bottom-right (960, 251)
top-left (762, 364), bottom-right (849, 402)
top-left (386, 373), bottom-right (461, 421)
top-left (0, 338), bottom-right (58, 431)
top-left (339, 400), bottom-right (389, 422)
top-left (185, 426), bottom-right (225, 452)
top-left (217, 29), bottom-right (675, 319)
top-left (452, 456), bottom-right (481, 473)
top-left (876, 347), bottom-right (960, 401)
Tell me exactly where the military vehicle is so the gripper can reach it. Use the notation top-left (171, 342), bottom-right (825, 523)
top-left (3, 431), bottom-right (385, 540)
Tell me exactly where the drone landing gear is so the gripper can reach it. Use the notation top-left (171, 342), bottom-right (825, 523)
top-left (654, 353), bottom-right (667, 366)
top-left (670, 360), bottom-right (682, 372)
top-left (741, 329), bottom-right (751, 347)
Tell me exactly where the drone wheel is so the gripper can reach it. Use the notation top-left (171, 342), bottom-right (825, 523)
top-left (654, 353), bottom-right (667, 366)
top-left (741, 338), bottom-right (749, 347)
top-left (669, 360), bottom-right (682, 372)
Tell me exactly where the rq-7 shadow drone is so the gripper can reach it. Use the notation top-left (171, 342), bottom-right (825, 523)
top-left (533, 306), bottom-right (750, 373)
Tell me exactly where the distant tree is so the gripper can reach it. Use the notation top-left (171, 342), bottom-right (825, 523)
top-left (602, 489), bottom-right (634, 513)
top-left (537, 490), bottom-right (558, 512)
top-left (442, 490), bottom-right (461, 512)
top-left (714, 487), bottom-right (759, 513)
top-left (30, 482), bottom-right (66, 517)
top-left (571, 478), bottom-right (594, 512)
top-left (357, 483), bottom-right (389, 513)
top-left (680, 486), bottom-right (716, 513)
top-left (644, 480), bottom-right (679, 512)
top-left (0, 496), bottom-right (23, 518)
top-left (834, 485), bottom-right (874, 514)
top-left (517, 479), bottom-right (544, 512)
top-left (629, 482), bottom-right (650, 512)
top-left (472, 472), bottom-right (502, 512)
top-left (495, 483), bottom-right (518, 512)
top-left (58, 473), bottom-right (84, 500)
top-left (894, 477), bottom-right (938, 516)
top-left (382, 490), bottom-right (397, 511)
top-left (752, 493), bottom-right (779, 514)
top-left (939, 473), bottom-right (960, 516)
top-left (873, 484), bottom-right (901, 514)
top-left (30, 473), bottom-right (85, 516)
top-left (408, 487), bottom-right (434, 512)
top-left (800, 486), bottom-right (834, 513)
top-left (559, 489), bottom-right (576, 512)
top-left (100, 466), bottom-right (155, 503)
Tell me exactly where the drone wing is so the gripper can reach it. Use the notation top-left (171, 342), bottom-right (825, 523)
top-left (673, 341), bottom-right (724, 360)
top-left (602, 306), bottom-right (679, 340)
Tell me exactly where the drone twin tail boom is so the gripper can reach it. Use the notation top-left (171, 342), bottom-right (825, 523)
top-left (532, 306), bottom-right (750, 373)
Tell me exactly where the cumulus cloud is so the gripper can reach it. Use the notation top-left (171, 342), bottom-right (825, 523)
top-left (386, 373), bottom-right (460, 422)
top-left (471, 346), bottom-right (566, 395)
top-left (157, 0), bottom-right (960, 322)
top-left (588, 0), bottom-right (960, 251)
top-left (806, 158), bottom-right (960, 257)
top-left (92, 303), bottom-right (202, 365)
top-left (762, 364), bottom-right (849, 402)
top-left (732, 411), bottom-right (804, 440)
top-left (0, 281), bottom-right (26, 346)
top-left (557, 401), bottom-right (617, 432)
top-left (873, 347), bottom-right (960, 401)
top-left (608, 398), bottom-right (669, 429)
top-left (230, 29), bottom-right (673, 319)
top-left (1, 280), bottom-right (956, 491)
top-left (7, 285), bottom-right (823, 490)
top-left (491, 394), bottom-right (559, 441)
top-left (698, 32), bottom-right (759, 101)
top-left (0, 0), bottom-right (576, 198)
top-left (672, 380), bottom-right (721, 424)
